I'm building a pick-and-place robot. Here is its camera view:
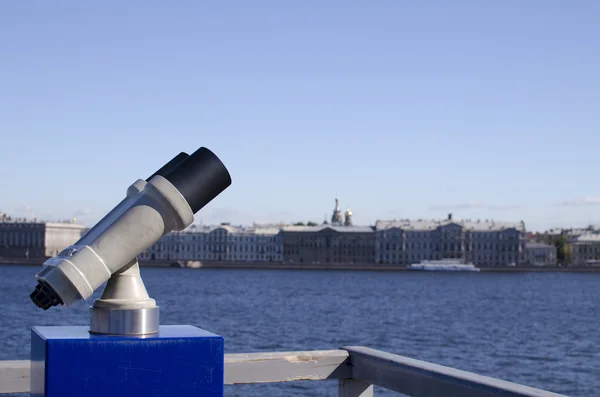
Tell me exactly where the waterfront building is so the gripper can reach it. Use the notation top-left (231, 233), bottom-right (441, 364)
top-left (524, 242), bottom-right (557, 266)
top-left (281, 225), bottom-right (375, 264)
top-left (140, 224), bottom-right (283, 262)
top-left (566, 233), bottom-right (600, 266)
top-left (535, 226), bottom-right (596, 245)
top-left (0, 213), bottom-right (86, 259)
top-left (138, 199), bottom-right (530, 268)
top-left (280, 198), bottom-right (373, 264)
top-left (375, 214), bottom-right (527, 267)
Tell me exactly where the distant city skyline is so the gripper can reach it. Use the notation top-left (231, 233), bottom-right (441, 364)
top-left (1, 2), bottom-right (599, 232)
top-left (2, 197), bottom-right (599, 233)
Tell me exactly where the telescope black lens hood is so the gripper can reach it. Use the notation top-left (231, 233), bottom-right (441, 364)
top-left (146, 152), bottom-right (190, 181)
top-left (163, 147), bottom-right (232, 214)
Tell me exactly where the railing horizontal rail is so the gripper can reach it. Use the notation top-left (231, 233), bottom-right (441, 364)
top-left (0, 360), bottom-right (28, 394)
top-left (0, 347), bottom-right (567, 396)
top-left (344, 346), bottom-right (567, 397)
top-left (0, 350), bottom-right (350, 394)
top-left (225, 349), bottom-right (350, 384)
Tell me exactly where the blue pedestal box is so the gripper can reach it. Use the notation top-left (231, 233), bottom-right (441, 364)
top-left (30, 325), bottom-right (224, 397)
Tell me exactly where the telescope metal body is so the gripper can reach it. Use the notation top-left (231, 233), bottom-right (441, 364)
top-left (29, 147), bottom-right (232, 336)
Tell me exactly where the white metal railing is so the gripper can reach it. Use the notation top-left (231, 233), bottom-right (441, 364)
top-left (0, 347), bottom-right (567, 396)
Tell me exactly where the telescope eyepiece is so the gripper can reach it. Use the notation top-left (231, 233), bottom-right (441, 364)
top-left (29, 146), bottom-right (231, 311)
top-left (30, 281), bottom-right (63, 310)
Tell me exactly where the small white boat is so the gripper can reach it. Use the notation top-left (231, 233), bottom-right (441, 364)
top-left (407, 258), bottom-right (480, 272)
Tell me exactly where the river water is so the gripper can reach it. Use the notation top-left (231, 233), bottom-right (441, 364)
top-left (1, 265), bottom-right (597, 396)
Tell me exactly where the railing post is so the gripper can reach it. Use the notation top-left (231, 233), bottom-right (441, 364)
top-left (338, 379), bottom-right (374, 397)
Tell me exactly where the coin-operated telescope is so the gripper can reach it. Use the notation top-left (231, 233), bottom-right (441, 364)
top-left (29, 146), bottom-right (231, 335)
top-left (28, 146), bottom-right (231, 397)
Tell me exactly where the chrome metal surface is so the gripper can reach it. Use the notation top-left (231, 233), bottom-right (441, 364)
top-left (89, 306), bottom-right (159, 335)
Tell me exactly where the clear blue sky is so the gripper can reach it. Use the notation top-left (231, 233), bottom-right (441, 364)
top-left (1, 1), bottom-right (599, 231)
